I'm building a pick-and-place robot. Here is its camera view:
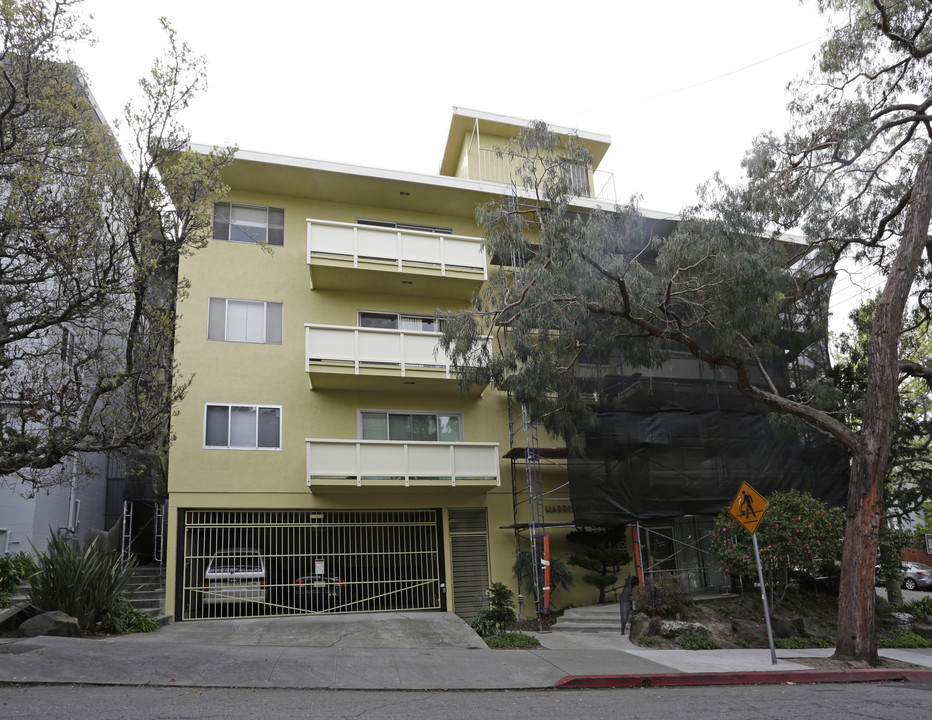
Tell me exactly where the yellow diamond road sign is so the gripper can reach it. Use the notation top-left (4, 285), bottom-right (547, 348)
top-left (729, 481), bottom-right (769, 535)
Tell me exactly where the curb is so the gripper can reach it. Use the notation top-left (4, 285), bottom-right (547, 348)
top-left (555, 668), bottom-right (932, 689)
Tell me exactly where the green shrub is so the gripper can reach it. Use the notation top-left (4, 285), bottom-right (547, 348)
top-left (484, 632), bottom-right (540, 649)
top-left (710, 490), bottom-right (845, 611)
top-left (0, 552), bottom-right (38, 607)
top-left (633, 574), bottom-right (692, 618)
top-left (469, 582), bottom-right (517, 637)
top-left (775, 636), bottom-right (831, 649)
top-left (513, 551), bottom-right (574, 604)
top-left (878, 630), bottom-right (932, 648)
top-left (100, 596), bottom-right (159, 634)
top-left (897, 596), bottom-right (932, 618)
top-left (28, 534), bottom-right (137, 632)
top-left (0, 552), bottom-right (35, 594)
top-left (567, 527), bottom-right (630, 604)
top-left (680, 633), bottom-right (719, 650)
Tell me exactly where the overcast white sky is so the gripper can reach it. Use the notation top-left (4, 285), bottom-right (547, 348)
top-left (70, 0), bottom-right (879, 332)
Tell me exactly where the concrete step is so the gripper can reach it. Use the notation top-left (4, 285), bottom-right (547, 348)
top-left (561, 606), bottom-right (621, 620)
top-left (550, 604), bottom-right (626, 633)
top-left (10, 581), bottom-right (30, 603)
top-left (551, 621), bottom-right (622, 633)
top-left (130, 567), bottom-right (165, 582)
top-left (125, 566), bottom-right (166, 618)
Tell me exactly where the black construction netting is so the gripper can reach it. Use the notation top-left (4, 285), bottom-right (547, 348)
top-left (568, 380), bottom-right (850, 526)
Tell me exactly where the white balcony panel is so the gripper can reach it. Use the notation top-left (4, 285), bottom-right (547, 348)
top-left (306, 325), bottom-right (451, 375)
top-left (443, 238), bottom-right (485, 269)
top-left (306, 439), bottom-right (501, 489)
top-left (307, 219), bottom-right (486, 276)
top-left (359, 331), bottom-right (405, 365)
top-left (356, 227), bottom-right (395, 260)
top-left (308, 222), bottom-right (350, 256)
top-left (400, 232), bottom-right (440, 265)
top-left (308, 327), bottom-right (357, 363)
top-left (306, 442), bottom-right (357, 475)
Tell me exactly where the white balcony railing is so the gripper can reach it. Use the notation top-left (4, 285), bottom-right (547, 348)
top-left (306, 324), bottom-right (453, 377)
top-left (307, 219), bottom-right (487, 278)
top-left (305, 439), bottom-right (501, 488)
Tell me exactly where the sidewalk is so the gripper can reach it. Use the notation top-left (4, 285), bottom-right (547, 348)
top-left (1, 610), bottom-right (931, 690)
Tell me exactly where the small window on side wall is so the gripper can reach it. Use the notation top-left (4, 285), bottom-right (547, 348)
top-left (204, 404), bottom-right (281, 449)
top-left (213, 202), bottom-right (284, 246)
top-left (208, 298), bottom-right (282, 344)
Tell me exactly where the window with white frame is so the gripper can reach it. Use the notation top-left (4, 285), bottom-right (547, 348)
top-left (359, 410), bottom-right (462, 442)
top-left (212, 202), bottom-right (285, 246)
top-left (560, 160), bottom-right (590, 196)
top-left (208, 298), bottom-right (283, 344)
top-left (358, 311), bottom-right (440, 333)
top-left (204, 404), bottom-right (281, 449)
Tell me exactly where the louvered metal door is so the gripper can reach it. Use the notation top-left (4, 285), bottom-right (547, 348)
top-left (449, 509), bottom-right (490, 620)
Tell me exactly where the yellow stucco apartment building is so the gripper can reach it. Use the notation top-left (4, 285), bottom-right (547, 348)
top-left (164, 109), bottom-right (620, 621)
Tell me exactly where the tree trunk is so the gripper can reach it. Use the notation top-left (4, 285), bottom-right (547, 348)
top-left (885, 577), bottom-right (903, 605)
top-left (833, 145), bottom-right (932, 662)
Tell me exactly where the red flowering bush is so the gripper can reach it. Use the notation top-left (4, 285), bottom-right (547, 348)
top-left (709, 490), bottom-right (845, 611)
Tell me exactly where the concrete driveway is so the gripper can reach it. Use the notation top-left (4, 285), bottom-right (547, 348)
top-left (119, 611), bottom-right (488, 649)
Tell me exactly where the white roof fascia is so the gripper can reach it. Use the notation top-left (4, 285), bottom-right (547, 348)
top-left (190, 143), bottom-right (623, 212)
top-left (450, 106), bottom-right (612, 146)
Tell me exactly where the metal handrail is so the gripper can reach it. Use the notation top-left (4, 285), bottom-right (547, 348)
top-left (618, 574), bottom-right (634, 635)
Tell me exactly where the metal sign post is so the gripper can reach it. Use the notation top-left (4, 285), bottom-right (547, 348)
top-left (729, 481), bottom-right (778, 666)
top-left (751, 533), bottom-right (778, 665)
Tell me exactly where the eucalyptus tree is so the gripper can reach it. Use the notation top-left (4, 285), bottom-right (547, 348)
top-left (0, 0), bottom-right (233, 492)
top-left (441, 0), bottom-right (932, 663)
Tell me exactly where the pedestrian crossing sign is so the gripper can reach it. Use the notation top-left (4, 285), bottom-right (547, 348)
top-left (729, 481), bottom-right (769, 535)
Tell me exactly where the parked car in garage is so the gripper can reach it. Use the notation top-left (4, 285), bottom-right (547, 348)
top-left (901, 561), bottom-right (932, 591)
top-left (203, 548), bottom-right (267, 606)
top-left (293, 574), bottom-right (346, 609)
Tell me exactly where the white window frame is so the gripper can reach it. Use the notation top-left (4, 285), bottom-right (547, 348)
top-left (357, 409), bottom-right (464, 442)
top-left (213, 202), bottom-right (285, 246)
top-left (207, 298), bottom-right (283, 344)
top-left (357, 310), bottom-right (441, 333)
top-left (561, 159), bottom-right (590, 196)
top-left (204, 403), bottom-right (282, 450)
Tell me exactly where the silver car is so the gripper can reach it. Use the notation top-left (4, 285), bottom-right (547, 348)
top-left (203, 548), bottom-right (267, 605)
top-left (901, 561), bottom-right (932, 591)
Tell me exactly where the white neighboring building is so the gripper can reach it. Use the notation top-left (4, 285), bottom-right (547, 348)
top-left (0, 454), bottom-right (110, 557)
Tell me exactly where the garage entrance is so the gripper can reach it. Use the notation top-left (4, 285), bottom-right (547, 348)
top-left (180, 509), bottom-right (442, 620)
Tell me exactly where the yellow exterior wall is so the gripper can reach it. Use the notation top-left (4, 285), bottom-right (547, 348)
top-left (165, 140), bottom-right (629, 619)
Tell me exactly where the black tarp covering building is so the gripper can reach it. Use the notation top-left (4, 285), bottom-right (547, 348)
top-left (568, 371), bottom-right (850, 527)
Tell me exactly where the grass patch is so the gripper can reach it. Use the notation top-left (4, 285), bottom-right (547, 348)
top-left (878, 630), bottom-right (932, 648)
top-left (775, 636), bottom-right (831, 650)
top-left (680, 632), bottom-right (719, 650)
top-left (484, 632), bottom-right (540, 649)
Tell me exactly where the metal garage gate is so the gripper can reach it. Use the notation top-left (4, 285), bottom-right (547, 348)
top-left (180, 509), bottom-right (442, 620)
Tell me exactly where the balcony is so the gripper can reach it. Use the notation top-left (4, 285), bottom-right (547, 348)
top-left (305, 324), bottom-right (488, 394)
top-left (305, 439), bottom-right (501, 491)
top-left (307, 219), bottom-right (487, 299)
